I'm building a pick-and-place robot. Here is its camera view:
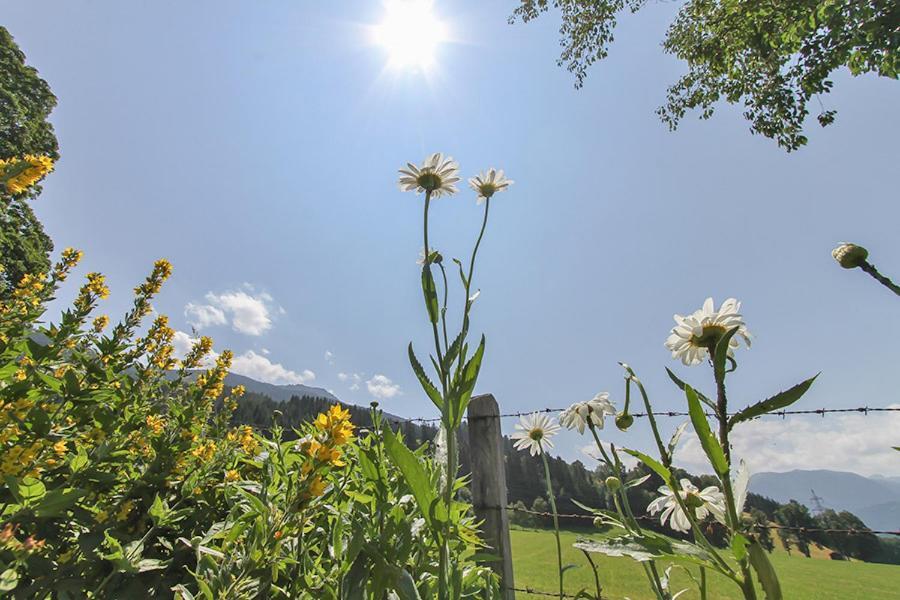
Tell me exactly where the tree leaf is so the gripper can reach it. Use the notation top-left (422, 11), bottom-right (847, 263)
top-left (686, 384), bottom-right (728, 477)
top-left (728, 374), bottom-right (819, 429)
top-left (408, 343), bottom-right (443, 410)
top-left (748, 541), bottom-right (783, 600)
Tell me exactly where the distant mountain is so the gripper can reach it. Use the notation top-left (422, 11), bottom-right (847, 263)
top-left (223, 373), bottom-right (339, 403)
top-left (750, 469), bottom-right (900, 531)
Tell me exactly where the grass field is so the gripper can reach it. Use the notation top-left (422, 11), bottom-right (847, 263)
top-left (510, 526), bottom-right (900, 599)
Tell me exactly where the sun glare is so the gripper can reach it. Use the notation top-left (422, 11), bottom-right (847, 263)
top-left (373, 0), bottom-right (448, 71)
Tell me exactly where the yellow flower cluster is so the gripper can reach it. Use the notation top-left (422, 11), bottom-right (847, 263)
top-left (199, 350), bottom-right (232, 400)
top-left (1, 441), bottom-right (43, 477)
top-left (296, 405), bottom-right (355, 500)
top-left (92, 315), bottom-right (109, 333)
top-left (182, 335), bottom-right (214, 369)
top-left (145, 414), bottom-right (165, 435)
top-left (85, 273), bottom-right (110, 299)
top-left (314, 404), bottom-right (355, 446)
top-left (191, 440), bottom-right (217, 462)
top-left (52, 248), bottom-right (83, 283)
top-left (227, 425), bottom-right (258, 455)
top-left (0, 155), bottom-right (54, 195)
top-left (134, 259), bottom-right (173, 297)
top-left (11, 273), bottom-right (46, 309)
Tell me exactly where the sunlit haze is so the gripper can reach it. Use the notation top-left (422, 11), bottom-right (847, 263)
top-left (373, 0), bottom-right (448, 70)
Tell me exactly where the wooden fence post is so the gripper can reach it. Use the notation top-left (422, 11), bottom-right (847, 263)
top-left (467, 394), bottom-right (515, 599)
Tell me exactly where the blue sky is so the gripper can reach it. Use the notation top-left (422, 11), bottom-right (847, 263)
top-left (5, 0), bottom-right (899, 476)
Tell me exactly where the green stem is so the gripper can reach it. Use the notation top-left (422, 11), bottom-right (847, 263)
top-left (629, 375), bottom-right (738, 580)
top-left (456, 198), bottom-right (490, 374)
top-left (541, 451), bottom-right (564, 600)
top-left (581, 550), bottom-right (603, 600)
top-left (860, 261), bottom-right (900, 296)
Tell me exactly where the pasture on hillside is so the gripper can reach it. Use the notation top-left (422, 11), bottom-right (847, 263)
top-left (511, 526), bottom-right (900, 600)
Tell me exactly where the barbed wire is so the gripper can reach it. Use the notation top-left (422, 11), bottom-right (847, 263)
top-left (506, 505), bottom-right (900, 536)
top-left (404, 405), bottom-right (900, 424)
top-left (507, 586), bottom-right (591, 598)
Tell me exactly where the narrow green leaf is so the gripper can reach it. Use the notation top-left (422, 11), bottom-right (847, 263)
top-left (448, 335), bottom-right (485, 428)
top-left (622, 449), bottom-right (671, 481)
top-left (713, 327), bottom-right (739, 383)
top-left (748, 541), bottom-right (783, 600)
top-left (665, 368), bottom-right (716, 410)
top-left (420, 264), bottom-right (439, 324)
top-left (408, 343), bottom-right (443, 410)
top-left (731, 532), bottom-right (749, 562)
top-left (382, 426), bottom-right (443, 527)
top-left (728, 374), bottom-right (819, 429)
top-left (686, 385), bottom-right (729, 477)
top-left (389, 566), bottom-right (422, 600)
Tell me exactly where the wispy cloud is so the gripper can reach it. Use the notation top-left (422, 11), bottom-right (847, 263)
top-left (366, 374), bottom-right (401, 399)
top-left (676, 405), bottom-right (900, 477)
top-left (324, 350), bottom-right (335, 365)
top-left (184, 284), bottom-right (278, 336)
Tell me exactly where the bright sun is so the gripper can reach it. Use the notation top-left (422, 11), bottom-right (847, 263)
top-left (373, 0), bottom-right (448, 71)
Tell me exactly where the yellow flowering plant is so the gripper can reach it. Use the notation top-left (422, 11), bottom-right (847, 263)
top-left (0, 251), bottom-right (497, 598)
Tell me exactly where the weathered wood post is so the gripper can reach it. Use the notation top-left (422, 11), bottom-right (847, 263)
top-left (467, 394), bottom-right (515, 599)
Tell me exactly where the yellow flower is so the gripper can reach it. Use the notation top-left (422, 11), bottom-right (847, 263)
top-left (232, 384), bottom-right (245, 398)
top-left (305, 476), bottom-right (327, 499)
top-left (191, 441), bottom-right (216, 462)
top-left (145, 414), bottom-right (165, 435)
top-left (85, 273), bottom-right (110, 299)
top-left (0, 155), bottom-right (54, 194)
top-left (14, 369), bottom-right (26, 381)
top-left (92, 315), bottom-right (110, 332)
top-left (53, 365), bottom-right (69, 378)
top-left (53, 440), bottom-right (68, 456)
top-left (116, 500), bottom-right (134, 522)
top-left (225, 469), bottom-right (240, 482)
top-left (95, 509), bottom-right (109, 523)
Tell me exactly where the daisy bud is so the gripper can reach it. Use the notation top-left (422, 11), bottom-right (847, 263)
top-left (615, 412), bottom-right (633, 431)
top-left (832, 243), bottom-right (868, 269)
top-left (604, 476), bottom-right (621, 491)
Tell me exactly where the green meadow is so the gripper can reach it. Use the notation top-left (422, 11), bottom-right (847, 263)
top-left (510, 526), bottom-right (900, 600)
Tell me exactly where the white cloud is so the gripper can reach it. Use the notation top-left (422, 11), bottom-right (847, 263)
top-left (231, 350), bottom-right (316, 385)
top-left (184, 303), bottom-right (226, 329)
top-left (349, 383), bottom-right (360, 391)
top-left (184, 286), bottom-right (276, 336)
top-left (676, 405), bottom-right (900, 477)
top-left (338, 372), bottom-right (348, 381)
top-left (367, 374), bottom-right (401, 399)
top-left (324, 350), bottom-right (335, 364)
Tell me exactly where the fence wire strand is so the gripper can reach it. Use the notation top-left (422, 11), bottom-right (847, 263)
top-left (405, 405), bottom-right (900, 424)
top-left (507, 506), bottom-right (900, 536)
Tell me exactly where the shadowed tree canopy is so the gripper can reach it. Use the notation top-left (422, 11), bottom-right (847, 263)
top-left (0, 25), bottom-right (58, 296)
top-left (511, 1), bottom-right (899, 151)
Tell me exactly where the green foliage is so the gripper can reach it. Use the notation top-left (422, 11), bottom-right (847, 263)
top-left (0, 26), bottom-right (58, 296)
top-left (512, 1), bottom-right (899, 150)
top-left (0, 254), bottom-right (497, 598)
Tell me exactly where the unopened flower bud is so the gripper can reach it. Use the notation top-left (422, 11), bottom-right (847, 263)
top-left (832, 243), bottom-right (868, 269)
top-left (604, 476), bottom-right (622, 491)
top-left (615, 412), bottom-right (633, 431)
top-left (593, 516), bottom-right (605, 528)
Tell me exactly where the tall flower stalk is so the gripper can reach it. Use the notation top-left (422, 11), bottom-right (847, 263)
top-left (391, 153), bottom-right (511, 599)
top-left (574, 298), bottom-right (818, 600)
top-left (511, 413), bottom-right (564, 599)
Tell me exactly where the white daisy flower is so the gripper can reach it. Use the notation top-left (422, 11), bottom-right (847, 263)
top-left (664, 297), bottom-right (752, 366)
top-left (510, 412), bottom-right (560, 456)
top-left (398, 153), bottom-right (460, 198)
top-left (468, 168), bottom-right (513, 203)
top-left (559, 392), bottom-right (617, 434)
top-left (647, 478), bottom-right (727, 533)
